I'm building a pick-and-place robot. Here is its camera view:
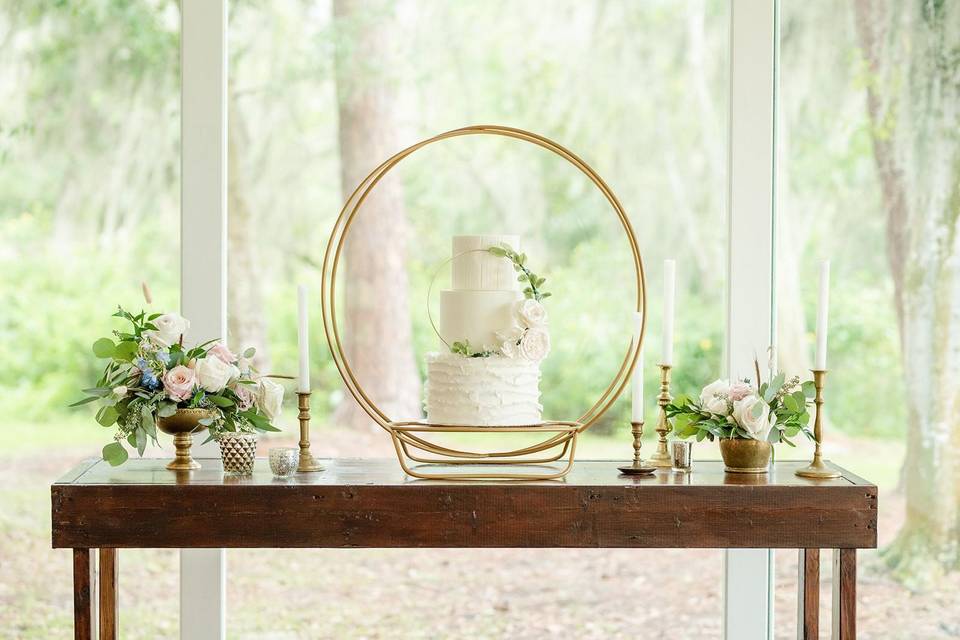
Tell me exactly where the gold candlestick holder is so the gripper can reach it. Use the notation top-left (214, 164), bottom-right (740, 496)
top-left (617, 420), bottom-right (656, 475)
top-left (648, 364), bottom-right (673, 468)
top-left (795, 369), bottom-right (840, 479)
top-left (296, 392), bottom-right (325, 473)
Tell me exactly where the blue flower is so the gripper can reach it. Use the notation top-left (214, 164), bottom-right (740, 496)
top-left (141, 369), bottom-right (162, 390)
top-left (135, 357), bottom-right (149, 371)
top-left (157, 350), bottom-right (171, 366)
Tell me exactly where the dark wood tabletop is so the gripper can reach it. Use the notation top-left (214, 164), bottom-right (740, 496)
top-left (52, 458), bottom-right (877, 550)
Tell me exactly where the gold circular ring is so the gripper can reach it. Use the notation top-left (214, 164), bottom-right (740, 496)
top-left (321, 124), bottom-right (646, 434)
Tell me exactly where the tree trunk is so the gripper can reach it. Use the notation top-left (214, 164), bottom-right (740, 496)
top-left (854, 0), bottom-right (960, 587)
top-left (227, 84), bottom-right (270, 372)
top-left (330, 0), bottom-right (421, 429)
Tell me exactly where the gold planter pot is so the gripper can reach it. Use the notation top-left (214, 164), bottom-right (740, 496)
top-left (719, 438), bottom-right (771, 474)
top-left (157, 408), bottom-right (217, 472)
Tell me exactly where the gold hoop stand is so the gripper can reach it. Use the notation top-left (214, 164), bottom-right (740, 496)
top-left (321, 125), bottom-right (646, 481)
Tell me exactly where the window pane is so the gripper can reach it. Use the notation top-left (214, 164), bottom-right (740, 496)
top-left (777, 2), bottom-right (960, 637)
top-left (0, 2), bottom-right (181, 636)
top-left (230, 1), bottom-right (728, 637)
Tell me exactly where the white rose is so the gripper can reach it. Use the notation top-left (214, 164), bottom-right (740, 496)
top-left (699, 379), bottom-right (731, 415)
top-left (518, 327), bottom-right (551, 361)
top-left (255, 378), bottom-right (284, 420)
top-left (495, 326), bottom-right (524, 358)
top-left (515, 298), bottom-right (548, 327)
top-left (732, 394), bottom-right (772, 440)
top-left (145, 312), bottom-right (190, 347)
top-left (193, 356), bottom-right (234, 393)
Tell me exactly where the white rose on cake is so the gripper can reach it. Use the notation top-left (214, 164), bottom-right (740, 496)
top-left (495, 326), bottom-right (524, 358)
top-left (699, 379), bottom-right (731, 415)
top-left (256, 377), bottom-right (285, 420)
top-left (519, 327), bottom-right (551, 361)
top-left (145, 312), bottom-right (190, 347)
top-left (515, 299), bottom-right (548, 327)
top-left (732, 394), bottom-right (773, 440)
top-left (193, 355), bottom-right (237, 393)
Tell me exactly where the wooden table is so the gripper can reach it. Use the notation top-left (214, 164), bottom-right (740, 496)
top-left (52, 458), bottom-right (877, 639)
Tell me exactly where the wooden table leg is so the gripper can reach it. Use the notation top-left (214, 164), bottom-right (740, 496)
top-left (99, 549), bottom-right (118, 640)
top-left (797, 548), bottom-right (819, 640)
top-left (832, 548), bottom-right (856, 639)
top-left (73, 549), bottom-right (96, 640)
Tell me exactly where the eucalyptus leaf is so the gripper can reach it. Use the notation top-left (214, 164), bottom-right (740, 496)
top-left (242, 347), bottom-right (256, 359)
top-left (157, 402), bottom-right (177, 418)
top-left (135, 427), bottom-right (147, 456)
top-left (92, 337), bottom-right (116, 359)
top-left (208, 395), bottom-right (234, 408)
top-left (113, 341), bottom-right (138, 361)
top-left (69, 396), bottom-right (101, 408)
top-left (96, 406), bottom-right (119, 427)
top-left (102, 442), bottom-right (128, 467)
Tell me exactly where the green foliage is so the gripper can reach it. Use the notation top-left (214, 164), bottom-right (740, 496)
top-left (487, 243), bottom-right (551, 302)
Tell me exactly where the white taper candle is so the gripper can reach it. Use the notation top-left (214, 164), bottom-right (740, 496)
top-left (297, 284), bottom-right (311, 393)
top-left (662, 259), bottom-right (676, 366)
top-left (631, 312), bottom-right (644, 422)
top-left (814, 261), bottom-right (830, 370)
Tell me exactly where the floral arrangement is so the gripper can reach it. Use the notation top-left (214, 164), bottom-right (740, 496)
top-left (450, 243), bottom-right (551, 361)
top-left (665, 364), bottom-right (816, 445)
top-left (72, 307), bottom-right (282, 466)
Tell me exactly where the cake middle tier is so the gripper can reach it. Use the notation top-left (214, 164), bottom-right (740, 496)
top-left (439, 289), bottom-right (522, 352)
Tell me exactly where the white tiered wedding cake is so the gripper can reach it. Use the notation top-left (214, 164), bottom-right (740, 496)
top-left (424, 235), bottom-right (550, 426)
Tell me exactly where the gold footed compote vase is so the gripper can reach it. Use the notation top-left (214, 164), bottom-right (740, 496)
top-left (158, 408), bottom-right (216, 471)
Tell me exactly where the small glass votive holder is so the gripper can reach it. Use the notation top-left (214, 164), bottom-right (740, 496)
top-left (269, 447), bottom-right (299, 478)
top-left (671, 441), bottom-right (692, 472)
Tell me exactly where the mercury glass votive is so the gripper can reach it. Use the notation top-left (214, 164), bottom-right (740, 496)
top-left (269, 447), bottom-right (299, 478)
top-left (671, 441), bottom-right (692, 472)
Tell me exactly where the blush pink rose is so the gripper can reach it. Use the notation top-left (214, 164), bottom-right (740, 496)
top-left (163, 365), bottom-right (196, 402)
top-left (729, 381), bottom-right (753, 402)
top-left (208, 342), bottom-right (237, 364)
top-left (233, 382), bottom-right (256, 411)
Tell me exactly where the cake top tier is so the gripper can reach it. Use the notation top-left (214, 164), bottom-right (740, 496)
top-left (451, 234), bottom-right (520, 291)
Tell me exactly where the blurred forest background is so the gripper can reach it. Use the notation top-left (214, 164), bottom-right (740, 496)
top-left (1, 0), bottom-right (958, 637)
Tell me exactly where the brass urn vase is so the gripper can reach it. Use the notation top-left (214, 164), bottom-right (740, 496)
top-left (157, 408), bottom-right (216, 471)
top-left (719, 438), bottom-right (771, 474)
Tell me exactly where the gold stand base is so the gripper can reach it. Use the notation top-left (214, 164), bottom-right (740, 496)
top-left (297, 452), bottom-right (325, 473)
top-left (388, 421), bottom-right (580, 481)
top-left (724, 464), bottom-right (769, 474)
top-left (648, 451), bottom-right (672, 468)
top-left (795, 458), bottom-right (840, 479)
top-left (166, 432), bottom-right (201, 471)
top-left (618, 461), bottom-right (656, 475)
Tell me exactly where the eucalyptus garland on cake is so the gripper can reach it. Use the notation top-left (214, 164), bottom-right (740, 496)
top-left (450, 243), bottom-right (551, 361)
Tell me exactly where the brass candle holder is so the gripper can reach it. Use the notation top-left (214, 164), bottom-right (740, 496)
top-left (649, 364), bottom-right (673, 468)
top-left (795, 369), bottom-right (840, 479)
top-left (296, 392), bottom-right (325, 473)
top-left (617, 420), bottom-right (656, 475)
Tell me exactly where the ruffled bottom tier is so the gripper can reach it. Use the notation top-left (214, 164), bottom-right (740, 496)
top-left (424, 352), bottom-right (542, 426)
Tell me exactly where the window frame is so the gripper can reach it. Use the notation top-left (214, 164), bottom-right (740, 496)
top-left (178, 1), bottom-right (781, 637)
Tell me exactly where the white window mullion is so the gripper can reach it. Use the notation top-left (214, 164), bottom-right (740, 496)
top-left (724, 1), bottom-right (779, 639)
top-left (179, 0), bottom-right (228, 638)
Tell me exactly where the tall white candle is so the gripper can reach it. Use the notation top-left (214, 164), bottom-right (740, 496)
top-left (662, 259), bottom-right (676, 366)
top-left (297, 284), bottom-right (311, 393)
top-left (631, 312), bottom-right (644, 422)
top-left (814, 261), bottom-right (830, 370)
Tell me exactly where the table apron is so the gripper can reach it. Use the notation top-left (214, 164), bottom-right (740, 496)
top-left (52, 484), bottom-right (877, 549)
